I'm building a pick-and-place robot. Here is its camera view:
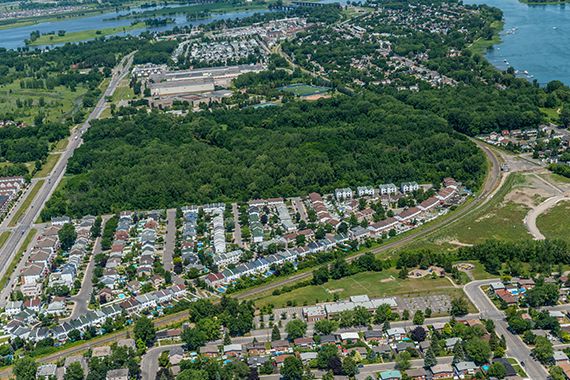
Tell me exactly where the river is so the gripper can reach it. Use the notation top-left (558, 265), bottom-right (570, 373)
top-left (0, 4), bottom-right (271, 50)
top-left (464, 0), bottom-right (570, 85)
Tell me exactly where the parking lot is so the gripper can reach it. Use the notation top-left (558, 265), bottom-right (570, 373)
top-left (397, 294), bottom-right (451, 314)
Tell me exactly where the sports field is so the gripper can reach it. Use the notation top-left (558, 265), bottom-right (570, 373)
top-left (279, 83), bottom-right (331, 97)
top-left (253, 269), bottom-right (470, 310)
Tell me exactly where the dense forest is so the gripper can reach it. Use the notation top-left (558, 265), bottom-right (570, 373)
top-left (41, 93), bottom-right (485, 218)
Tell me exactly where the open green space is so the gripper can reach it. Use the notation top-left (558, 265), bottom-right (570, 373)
top-left (29, 22), bottom-right (146, 46)
top-left (536, 200), bottom-right (570, 242)
top-left (253, 269), bottom-right (473, 312)
top-left (8, 180), bottom-right (44, 227)
top-left (0, 228), bottom-right (36, 289)
top-left (0, 80), bottom-right (87, 125)
top-left (52, 137), bottom-right (69, 152)
top-left (422, 173), bottom-right (532, 246)
top-left (0, 232), bottom-right (10, 250)
top-left (118, 1), bottom-right (268, 20)
top-left (540, 107), bottom-right (560, 123)
top-left (468, 20), bottom-right (503, 56)
top-left (36, 153), bottom-right (61, 178)
top-left (112, 80), bottom-right (137, 103)
top-left (279, 83), bottom-right (331, 96)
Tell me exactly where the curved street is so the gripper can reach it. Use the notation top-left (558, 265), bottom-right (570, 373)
top-left (464, 279), bottom-right (549, 379)
top-left (525, 194), bottom-right (570, 240)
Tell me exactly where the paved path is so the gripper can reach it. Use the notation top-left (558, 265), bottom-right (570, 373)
top-left (464, 279), bottom-right (548, 379)
top-left (0, 52), bottom-right (135, 309)
top-left (525, 194), bottom-right (570, 240)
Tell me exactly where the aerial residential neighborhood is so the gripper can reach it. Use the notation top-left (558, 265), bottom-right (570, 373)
top-left (1, 0), bottom-right (570, 379)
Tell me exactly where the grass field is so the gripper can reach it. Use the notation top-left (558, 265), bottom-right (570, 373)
top-left (0, 232), bottom-right (10, 250)
top-left (279, 83), bottom-right (331, 97)
top-left (253, 269), bottom-right (472, 311)
top-left (119, 2), bottom-right (267, 20)
top-left (29, 22), bottom-right (145, 46)
top-left (52, 137), bottom-right (69, 152)
top-left (112, 79), bottom-right (137, 103)
top-left (536, 200), bottom-right (570, 241)
top-left (540, 107), bottom-right (560, 123)
top-left (0, 80), bottom-right (87, 125)
top-left (8, 180), bottom-right (44, 227)
top-left (420, 173), bottom-right (531, 246)
top-left (0, 228), bottom-right (36, 289)
top-left (36, 153), bottom-right (61, 178)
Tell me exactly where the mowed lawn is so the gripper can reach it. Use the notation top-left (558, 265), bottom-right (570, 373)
top-left (279, 83), bottom-right (331, 96)
top-left (254, 269), bottom-right (468, 309)
top-left (537, 200), bottom-right (570, 241)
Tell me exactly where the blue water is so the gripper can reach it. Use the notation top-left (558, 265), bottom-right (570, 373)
top-left (0, 4), bottom-right (270, 50)
top-left (464, 0), bottom-right (570, 85)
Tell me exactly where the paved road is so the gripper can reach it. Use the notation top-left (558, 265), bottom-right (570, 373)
top-left (65, 217), bottom-right (108, 320)
top-left (235, 140), bottom-right (503, 301)
top-left (292, 197), bottom-right (308, 222)
top-left (525, 194), bottom-right (570, 240)
top-left (142, 344), bottom-right (183, 380)
top-left (164, 209), bottom-right (176, 272)
top-left (232, 203), bottom-right (243, 248)
top-left (0, 227), bottom-right (42, 304)
top-left (0, 52), bottom-right (134, 308)
top-left (0, 305), bottom-right (189, 379)
top-left (464, 279), bottom-right (548, 379)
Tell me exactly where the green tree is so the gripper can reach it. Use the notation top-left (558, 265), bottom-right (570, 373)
top-left (413, 310), bottom-right (425, 325)
top-left (64, 362), bottom-right (84, 380)
top-left (285, 319), bottom-right (307, 340)
top-left (424, 346), bottom-right (437, 368)
top-left (342, 356), bottom-right (357, 377)
top-left (281, 356), bottom-right (303, 380)
top-left (315, 319), bottom-right (338, 335)
top-left (353, 306), bottom-right (371, 326)
top-left (14, 357), bottom-right (37, 380)
top-left (550, 366), bottom-right (567, 380)
top-left (450, 297), bottom-right (469, 317)
top-left (532, 336), bottom-right (554, 364)
top-left (317, 344), bottom-right (339, 369)
top-left (487, 362), bottom-right (506, 379)
top-left (91, 216), bottom-right (102, 238)
top-left (561, 105), bottom-right (570, 128)
top-left (134, 316), bottom-right (155, 347)
top-left (58, 222), bottom-right (77, 251)
top-left (271, 324), bottom-right (281, 341)
top-left (464, 338), bottom-right (491, 365)
top-left (452, 341), bottom-right (465, 364)
top-left (181, 328), bottom-right (206, 351)
top-left (396, 351), bottom-right (411, 370)
top-left (375, 304), bottom-right (393, 323)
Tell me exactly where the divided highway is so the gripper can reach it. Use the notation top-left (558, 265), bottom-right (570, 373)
top-left (0, 52), bottom-right (135, 308)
